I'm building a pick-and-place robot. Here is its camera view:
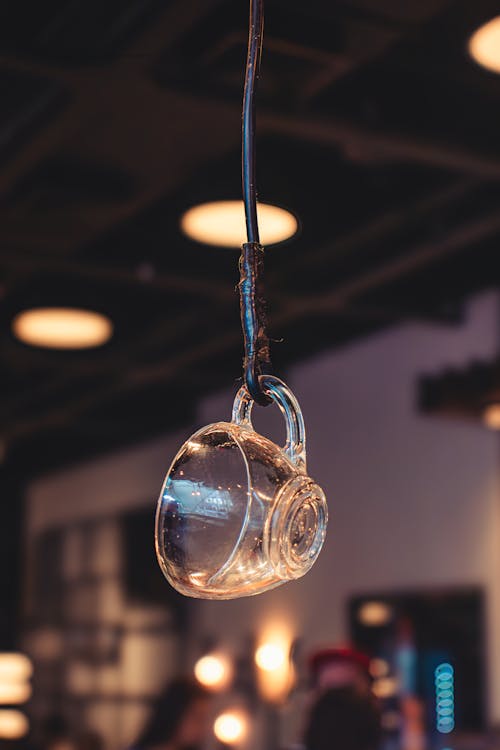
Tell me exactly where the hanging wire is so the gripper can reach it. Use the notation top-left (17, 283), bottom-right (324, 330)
top-left (242, 0), bottom-right (263, 245)
top-left (239, 0), bottom-right (272, 406)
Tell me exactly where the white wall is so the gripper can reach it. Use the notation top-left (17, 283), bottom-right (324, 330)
top-left (27, 291), bottom-right (500, 724)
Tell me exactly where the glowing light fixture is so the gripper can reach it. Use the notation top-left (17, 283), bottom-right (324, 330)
top-left (180, 201), bottom-right (298, 248)
top-left (255, 626), bottom-right (294, 703)
top-left (0, 710), bottom-right (29, 740)
top-left (0, 683), bottom-right (32, 705)
top-left (12, 307), bottom-right (113, 350)
top-left (358, 601), bottom-right (392, 627)
top-left (483, 402), bottom-right (500, 429)
top-left (194, 653), bottom-right (231, 690)
top-left (469, 17), bottom-right (500, 73)
top-left (213, 710), bottom-right (247, 745)
top-left (255, 642), bottom-right (286, 672)
top-left (0, 654), bottom-right (33, 683)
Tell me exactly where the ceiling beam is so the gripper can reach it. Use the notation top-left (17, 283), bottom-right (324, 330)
top-left (268, 178), bottom-right (478, 283)
top-left (288, 210), bottom-right (500, 317)
top-left (4, 205), bottom-right (498, 445)
top-left (0, 252), bottom-right (233, 302)
top-left (1, 179), bottom-right (476, 306)
top-left (261, 111), bottom-right (500, 180)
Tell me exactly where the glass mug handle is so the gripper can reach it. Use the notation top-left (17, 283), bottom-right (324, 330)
top-left (232, 375), bottom-right (307, 472)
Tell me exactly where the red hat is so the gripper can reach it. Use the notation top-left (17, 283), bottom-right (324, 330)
top-left (309, 646), bottom-right (371, 680)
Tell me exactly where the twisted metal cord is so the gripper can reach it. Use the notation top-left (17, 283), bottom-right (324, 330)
top-left (239, 0), bottom-right (272, 406)
top-left (239, 242), bottom-right (271, 405)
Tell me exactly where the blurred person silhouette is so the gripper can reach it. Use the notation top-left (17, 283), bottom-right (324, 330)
top-left (304, 686), bottom-right (381, 750)
top-left (132, 678), bottom-right (211, 750)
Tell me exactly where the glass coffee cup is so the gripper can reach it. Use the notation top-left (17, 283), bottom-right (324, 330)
top-left (155, 375), bottom-right (328, 599)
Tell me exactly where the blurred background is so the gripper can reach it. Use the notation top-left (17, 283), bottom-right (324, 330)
top-left (2, 0), bottom-right (500, 749)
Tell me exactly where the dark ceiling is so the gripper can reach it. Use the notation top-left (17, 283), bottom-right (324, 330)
top-left (2, 0), bottom-right (500, 476)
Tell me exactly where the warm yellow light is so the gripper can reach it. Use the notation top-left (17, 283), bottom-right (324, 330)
top-left (372, 677), bottom-right (399, 699)
top-left (358, 601), bottom-right (392, 627)
top-left (483, 403), bottom-right (500, 430)
top-left (255, 643), bottom-right (286, 672)
top-left (12, 308), bottom-right (113, 349)
top-left (194, 654), bottom-right (231, 690)
top-left (469, 17), bottom-right (500, 73)
top-left (180, 201), bottom-right (298, 247)
top-left (0, 683), bottom-right (32, 704)
top-left (0, 710), bottom-right (29, 739)
top-left (0, 654), bottom-right (33, 683)
top-left (213, 711), bottom-right (247, 745)
top-left (255, 625), bottom-right (294, 703)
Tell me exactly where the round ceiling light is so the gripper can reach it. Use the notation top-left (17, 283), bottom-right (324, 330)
top-left (12, 308), bottom-right (113, 350)
top-left (180, 200), bottom-right (298, 247)
top-left (468, 17), bottom-right (500, 73)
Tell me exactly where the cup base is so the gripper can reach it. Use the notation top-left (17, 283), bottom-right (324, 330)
top-left (267, 477), bottom-right (328, 580)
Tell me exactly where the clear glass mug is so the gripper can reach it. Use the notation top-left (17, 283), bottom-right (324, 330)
top-left (155, 375), bottom-right (328, 599)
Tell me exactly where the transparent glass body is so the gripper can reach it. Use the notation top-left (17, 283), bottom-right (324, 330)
top-left (155, 376), bottom-right (328, 599)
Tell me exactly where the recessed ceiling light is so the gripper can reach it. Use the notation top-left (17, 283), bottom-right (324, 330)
top-left (180, 200), bottom-right (298, 247)
top-left (468, 17), bottom-right (500, 73)
top-left (12, 307), bottom-right (113, 350)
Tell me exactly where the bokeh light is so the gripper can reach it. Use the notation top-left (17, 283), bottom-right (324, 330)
top-left (255, 643), bottom-right (286, 672)
top-left (372, 677), bottom-right (399, 699)
top-left (0, 654), bottom-right (33, 683)
top-left (194, 653), bottom-right (231, 690)
top-left (358, 601), bottom-right (392, 627)
top-left (12, 308), bottom-right (113, 350)
top-left (0, 711), bottom-right (29, 740)
top-left (0, 683), bottom-right (32, 704)
top-left (213, 710), bottom-right (248, 745)
top-left (255, 624), bottom-right (294, 703)
top-left (483, 402), bottom-right (500, 430)
top-left (469, 17), bottom-right (500, 74)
